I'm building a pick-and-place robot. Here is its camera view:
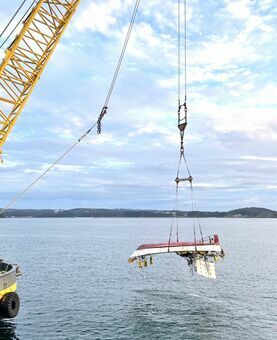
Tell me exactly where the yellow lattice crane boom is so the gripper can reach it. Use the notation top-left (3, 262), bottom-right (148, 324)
top-left (0, 0), bottom-right (81, 158)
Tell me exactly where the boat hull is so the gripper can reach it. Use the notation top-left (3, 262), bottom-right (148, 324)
top-left (128, 235), bottom-right (225, 279)
top-left (129, 242), bottom-right (223, 260)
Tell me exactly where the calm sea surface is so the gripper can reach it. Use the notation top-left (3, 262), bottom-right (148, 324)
top-left (0, 218), bottom-right (276, 340)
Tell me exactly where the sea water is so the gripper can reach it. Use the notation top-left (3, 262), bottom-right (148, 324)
top-left (0, 218), bottom-right (276, 340)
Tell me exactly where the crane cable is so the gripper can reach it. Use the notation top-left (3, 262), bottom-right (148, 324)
top-left (169, 0), bottom-right (204, 245)
top-left (0, 0), bottom-right (28, 38)
top-left (183, 0), bottom-right (204, 241)
top-left (0, 0), bottom-right (141, 216)
top-left (169, 0), bottom-right (184, 245)
top-left (0, 0), bottom-right (38, 50)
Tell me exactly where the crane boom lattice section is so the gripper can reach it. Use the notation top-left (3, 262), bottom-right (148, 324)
top-left (0, 0), bottom-right (81, 154)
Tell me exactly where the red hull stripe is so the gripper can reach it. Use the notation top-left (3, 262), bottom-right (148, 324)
top-left (137, 241), bottom-right (216, 250)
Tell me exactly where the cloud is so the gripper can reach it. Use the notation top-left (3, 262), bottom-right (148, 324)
top-left (0, 0), bottom-right (276, 211)
top-left (241, 156), bottom-right (277, 162)
top-left (73, 1), bottom-right (118, 34)
top-left (226, 0), bottom-right (251, 19)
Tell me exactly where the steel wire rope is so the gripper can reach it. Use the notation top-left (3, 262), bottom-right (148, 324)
top-left (169, 0), bottom-right (182, 245)
top-left (180, 152), bottom-right (202, 241)
top-left (190, 185), bottom-right (204, 240)
top-left (184, 0), bottom-right (187, 102)
top-left (189, 182), bottom-right (197, 243)
top-left (170, 0), bottom-right (203, 243)
top-left (179, 153), bottom-right (202, 243)
top-left (181, 151), bottom-right (191, 177)
top-left (170, 149), bottom-right (192, 243)
top-left (174, 153), bottom-right (182, 243)
top-left (182, 0), bottom-right (204, 242)
top-left (180, 150), bottom-right (204, 241)
top-left (178, 0), bottom-right (181, 105)
top-left (0, 0), bottom-right (28, 39)
top-left (3, 142), bottom-right (76, 163)
top-left (0, 0), bottom-right (38, 50)
top-left (0, 139), bottom-right (81, 214)
top-left (0, 0), bottom-right (142, 215)
top-left (168, 185), bottom-right (178, 249)
top-left (103, 0), bottom-right (141, 107)
top-left (181, 151), bottom-right (204, 241)
top-left (176, 183), bottom-right (180, 242)
top-left (168, 152), bottom-right (182, 247)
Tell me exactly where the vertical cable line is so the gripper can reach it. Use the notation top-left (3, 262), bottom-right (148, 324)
top-left (190, 185), bottom-right (196, 243)
top-left (178, 0), bottom-right (181, 104)
top-left (175, 0), bottom-right (182, 245)
top-left (183, 0), bottom-right (202, 242)
top-left (170, 0), bottom-right (204, 244)
top-left (0, 0), bottom-right (141, 215)
top-left (184, 0), bottom-right (187, 101)
top-left (168, 184), bottom-right (179, 247)
top-left (176, 185), bottom-right (179, 242)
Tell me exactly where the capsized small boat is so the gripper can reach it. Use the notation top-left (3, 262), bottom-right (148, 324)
top-left (129, 235), bottom-right (225, 279)
top-left (0, 260), bottom-right (21, 319)
top-left (128, 1), bottom-right (226, 281)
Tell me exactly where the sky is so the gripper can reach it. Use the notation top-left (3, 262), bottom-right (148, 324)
top-left (0, 0), bottom-right (276, 211)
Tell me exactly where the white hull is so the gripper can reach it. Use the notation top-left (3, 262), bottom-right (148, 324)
top-left (129, 243), bottom-right (222, 260)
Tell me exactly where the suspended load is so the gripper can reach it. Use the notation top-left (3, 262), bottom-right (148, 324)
top-left (129, 235), bottom-right (225, 279)
top-left (128, 0), bottom-right (226, 280)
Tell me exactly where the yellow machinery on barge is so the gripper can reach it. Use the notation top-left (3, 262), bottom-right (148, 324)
top-left (0, 261), bottom-right (21, 318)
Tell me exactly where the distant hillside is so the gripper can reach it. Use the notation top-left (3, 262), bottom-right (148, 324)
top-left (225, 207), bottom-right (277, 218)
top-left (0, 207), bottom-right (276, 218)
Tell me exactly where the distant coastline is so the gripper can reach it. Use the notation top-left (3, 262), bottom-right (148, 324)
top-left (0, 207), bottom-right (276, 218)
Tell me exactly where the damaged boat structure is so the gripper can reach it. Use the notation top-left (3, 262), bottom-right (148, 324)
top-left (129, 235), bottom-right (225, 279)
